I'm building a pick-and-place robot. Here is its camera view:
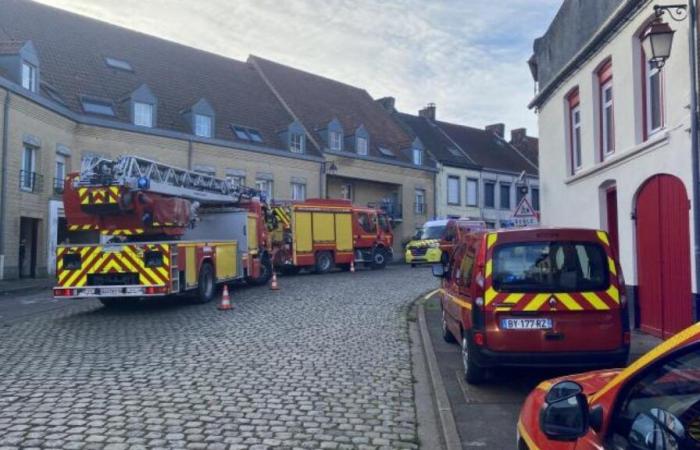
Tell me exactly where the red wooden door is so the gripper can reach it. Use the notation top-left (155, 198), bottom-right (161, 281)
top-left (636, 175), bottom-right (693, 338)
top-left (606, 187), bottom-right (619, 258)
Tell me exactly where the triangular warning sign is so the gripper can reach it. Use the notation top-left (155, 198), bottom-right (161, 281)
top-left (513, 197), bottom-right (537, 218)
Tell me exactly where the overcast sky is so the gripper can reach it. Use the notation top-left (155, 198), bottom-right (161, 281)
top-left (37, 0), bottom-right (561, 136)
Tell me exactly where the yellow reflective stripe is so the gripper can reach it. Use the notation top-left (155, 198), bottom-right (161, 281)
top-left (517, 420), bottom-right (541, 450)
top-left (484, 286), bottom-right (498, 305)
top-left (505, 293), bottom-right (523, 304)
top-left (555, 293), bottom-right (583, 311)
top-left (608, 257), bottom-right (617, 276)
top-left (487, 233), bottom-right (497, 249)
top-left (597, 230), bottom-right (609, 246)
top-left (523, 294), bottom-right (549, 311)
top-left (590, 322), bottom-right (700, 403)
top-left (485, 260), bottom-right (492, 278)
top-left (606, 284), bottom-right (620, 303)
top-left (580, 292), bottom-right (609, 310)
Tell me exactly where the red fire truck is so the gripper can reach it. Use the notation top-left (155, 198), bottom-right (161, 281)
top-left (270, 199), bottom-right (394, 274)
top-left (53, 155), bottom-right (273, 306)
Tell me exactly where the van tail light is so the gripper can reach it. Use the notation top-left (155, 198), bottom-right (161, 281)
top-left (54, 288), bottom-right (75, 297)
top-left (473, 331), bottom-right (485, 346)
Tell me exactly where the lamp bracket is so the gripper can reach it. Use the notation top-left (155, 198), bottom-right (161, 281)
top-left (654, 4), bottom-right (688, 21)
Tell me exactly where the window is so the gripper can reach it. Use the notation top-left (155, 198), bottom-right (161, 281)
top-left (54, 154), bottom-right (66, 194)
top-left (194, 114), bottom-right (212, 138)
top-left (598, 61), bottom-right (614, 157)
top-left (104, 57), bottom-right (133, 72)
top-left (447, 147), bottom-right (462, 157)
top-left (255, 179), bottom-right (273, 198)
top-left (357, 212), bottom-right (376, 233)
top-left (233, 126), bottom-right (250, 140)
top-left (248, 129), bottom-right (263, 143)
top-left (378, 147), bottom-right (395, 157)
top-left (484, 181), bottom-right (495, 208)
top-left (133, 102), bottom-right (154, 127)
top-left (447, 176), bottom-right (460, 205)
top-left (227, 175), bottom-right (245, 187)
top-left (493, 242), bottom-right (608, 292)
top-left (329, 131), bottom-right (343, 151)
top-left (21, 145), bottom-right (37, 191)
top-left (499, 183), bottom-right (511, 209)
top-left (568, 89), bottom-right (582, 174)
top-left (485, 221), bottom-right (496, 229)
top-left (412, 148), bottom-right (423, 166)
top-left (81, 98), bottom-right (115, 116)
top-left (642, 49), bottom-right (665, 138)
top-left (531, 187), bottom-right (540, 211)
top-left (356, 136), bottom-right (368, 156)
top-left (340, 183), bottom-right (353, 201)
top-left (466, 178), bottom-right (478, 207)
top-left (291, 182), bottom-right (306, 201)
top-left (414, 188), bottom-right (426, 215)
top-left (21, 62), bottom-right (37, 92)
top-left (290, 133), bottom-right (304, 153)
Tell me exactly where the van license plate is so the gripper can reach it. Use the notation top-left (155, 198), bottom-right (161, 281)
top-left (500, 317), bottom-right (552, 330)
top-left (99, 287), bottom-right (122, 296)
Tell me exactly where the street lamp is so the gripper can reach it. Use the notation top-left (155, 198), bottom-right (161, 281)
top-left (322, 161), bottom-right (338, 175)
top-left (642, 4), bottom-right (688, 68)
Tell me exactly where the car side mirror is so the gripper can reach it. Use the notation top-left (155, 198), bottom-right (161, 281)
top-left (540, 381), bottom-right (589, 441)
top-left (432, 264), bottom-right (446, 278)
top-left (628, 408), bottom-right (685, 450)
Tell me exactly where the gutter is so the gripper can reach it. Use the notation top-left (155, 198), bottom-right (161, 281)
top-left (689, 0), bottom-right (699, 321)
top-left (0, 91), bottom-right (9, 262)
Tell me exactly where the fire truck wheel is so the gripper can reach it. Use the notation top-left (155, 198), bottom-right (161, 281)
top-left (314, 251), bottom-right (334, 274)
top-left (370, 248), bottom-right (388, 270)
top-left (442, 309), bottom-right (457, 343)
top-left (246, 256), bottom-right (273, 286)
top-left (197, 263), bottom-right (215, 303)
top-left (462, 334), bottom-right (486, 384)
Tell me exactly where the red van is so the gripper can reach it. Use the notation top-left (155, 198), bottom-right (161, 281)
top-left (434, 228), bottom-right (630, 384)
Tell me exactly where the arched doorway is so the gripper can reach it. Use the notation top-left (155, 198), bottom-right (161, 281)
top-left (635, 174), bottom-right (693, 338)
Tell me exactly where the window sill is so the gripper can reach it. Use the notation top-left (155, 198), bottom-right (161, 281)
top-left (565, 131), bottom-right (670, 185)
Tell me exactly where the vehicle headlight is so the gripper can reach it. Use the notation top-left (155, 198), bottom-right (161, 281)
top-left (63, 253), bottom-right (82, 270)
top-left (428, 241), bottom-right (440, 248)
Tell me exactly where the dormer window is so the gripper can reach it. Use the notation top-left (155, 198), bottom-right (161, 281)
top-left (104, 57), bottom-right (133, 72)
top-left (21, 61), bottom-right (37, 92)
top-left (412, 148), bottom-right (423, 166)
top-left (194, 114), bottom-right (212, 138)
top-left (290, 133), bottom-right (305, 153)
top-left (330, 131), bottom-right (343, 151)
top-left (356, 136), bottom-right (368, 156)
top-left (81, 97), bottom-right (115, 116)
top-left (134, 102), bottom-right (154, 127)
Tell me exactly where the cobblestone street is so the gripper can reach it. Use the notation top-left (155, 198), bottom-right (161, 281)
top-left (0, 266), bottom-right (434, 450)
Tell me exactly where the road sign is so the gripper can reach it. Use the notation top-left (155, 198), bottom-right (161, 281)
top-left (511, 197), bottom-right (539, 228)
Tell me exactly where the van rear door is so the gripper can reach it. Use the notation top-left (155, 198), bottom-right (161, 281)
top-left (483, 230), bottom-right (623, 353)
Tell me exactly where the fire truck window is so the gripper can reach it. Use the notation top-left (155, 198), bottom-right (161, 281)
top-left (358, 213), bottom-right (376, 233)
top-left (378, 215), bottom-right (391, 232)
top-left (608, 345), bottom-right (700, 450)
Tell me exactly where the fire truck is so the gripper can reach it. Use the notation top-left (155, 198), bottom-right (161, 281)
top-left (53, 155), bottom-right (273, 306)
top-left (269, 199), bottom-right (394, 274)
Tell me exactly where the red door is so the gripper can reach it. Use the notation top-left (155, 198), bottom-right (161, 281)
top-left (636, 175), bottom-right (693, 338)
top-left (606, 187), bottom-right (619, 258)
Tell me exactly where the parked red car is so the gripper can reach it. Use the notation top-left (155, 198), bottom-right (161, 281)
top-left (435, 227), bottom-right (630, 384)
top-left (517, 321), bottom-right (700, 449)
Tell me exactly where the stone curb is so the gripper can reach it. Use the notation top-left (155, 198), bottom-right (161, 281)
top-left (417, 295), bottom-right (462, 450)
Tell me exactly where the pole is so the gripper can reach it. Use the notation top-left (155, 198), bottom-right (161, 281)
top-left (688, 0), bottom-right (699, 321)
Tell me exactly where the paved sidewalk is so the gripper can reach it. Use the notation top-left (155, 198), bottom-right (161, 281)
top-left (0, 277), bottom-right (53, 296)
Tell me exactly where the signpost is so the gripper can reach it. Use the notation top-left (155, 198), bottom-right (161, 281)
top-left (510, 197), bottom-right (540, 228)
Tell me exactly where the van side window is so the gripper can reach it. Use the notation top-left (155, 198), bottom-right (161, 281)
top-left (458, 250), bottom-right (475, 287)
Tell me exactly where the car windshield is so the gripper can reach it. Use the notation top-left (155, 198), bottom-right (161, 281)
top-left (419, 225), bottom-right (445, 240)
top-left (492, 241), bottom-right (609, 292)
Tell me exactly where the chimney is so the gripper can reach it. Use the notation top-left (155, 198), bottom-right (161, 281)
top-left (376, 96), bottom-right (396, 112)
top-left (510, 127), bottom-right (527, 144)
top-left (485, 123), bottom-right (505, 138)
top-left (418, 103), bottom-right (436, 121)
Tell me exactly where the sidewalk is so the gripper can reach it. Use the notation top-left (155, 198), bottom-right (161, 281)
top-left (0, 277), bottom-right (53, 295)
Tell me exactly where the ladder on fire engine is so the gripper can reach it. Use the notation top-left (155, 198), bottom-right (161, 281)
top-left (80, 155), bottom-right (265, 206)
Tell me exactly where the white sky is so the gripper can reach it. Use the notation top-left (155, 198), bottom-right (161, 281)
top-left (36, 0), bottom-right (561, 136)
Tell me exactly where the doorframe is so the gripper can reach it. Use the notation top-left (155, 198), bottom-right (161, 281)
top-left (47, 200), bottom-right (64, 276)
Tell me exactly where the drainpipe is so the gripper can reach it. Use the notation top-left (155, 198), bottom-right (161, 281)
top-left (689, 0), bottom-right (700, 322)
top-left (0, 91), bottom-right (10, 279)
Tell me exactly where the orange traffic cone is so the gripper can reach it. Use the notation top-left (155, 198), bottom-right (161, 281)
top-left (270, 272), bottom-right (280, 291)
top-left (218, 285), bottom-right (233, 310)
top-left (350, 260), bottom-right (355, 273)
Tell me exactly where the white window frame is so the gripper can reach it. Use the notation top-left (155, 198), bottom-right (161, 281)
top-left (414, 188), bottom-right (426, 215)
top-left (466, 178), bottom-right (478, 207)
top-left (21, 145), bottom-right (37, 192)
top-left (255, 179), bottom-right (273, 198)
top-left (601, 79), bottom-right (614, 157)
top-left (329, 131), bottom-right (342, 151)
top-left (340, 183), bottom-right (353, 201)
top-left (571, 105), bottom-right (582, 171)
top-left (356, 136), bottom-right (368, 156)
top-left (290, 133), bottom-right (304, 153)
top-left (55, 154), bottom-right (66, 192)
top-left (21, 61), bottom-right (37, 92)
top-left (412, 148), bottom-right (423, 166)
top-left (291, 182), bottom-right (306, 201)
top-left (645, 64), bottom-right (664, 137)
top-left (133, 102), bottom-right (154, 127)
top-left (227, 175), bottom-right (245, 187)
top-left (447, 176), bottom-right (460, 205)
top-left (194, 114), bottom-right (213, 138)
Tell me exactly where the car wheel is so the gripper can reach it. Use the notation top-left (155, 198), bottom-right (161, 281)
top-left (371, 248), bottom-right (387, 270)
top-left (462, 334), bottom-right (486, 384)
top-left (442, 309), bottom-right (457, 343)
top-left (314, 251), bottom-right (334, 274)
top-left (196, 262), bottom-right (215, 303)
top-left (246, 255), bottom-right (272, 286)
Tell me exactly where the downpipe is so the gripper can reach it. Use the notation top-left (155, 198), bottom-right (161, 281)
top-left (689, 0), bottom-right (699, 322)
top-left (0, 91), bottom-right (10, 279)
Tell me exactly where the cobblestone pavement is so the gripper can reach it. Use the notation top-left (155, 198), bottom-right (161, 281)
top-left (0, 265), bottom-right (435, 450)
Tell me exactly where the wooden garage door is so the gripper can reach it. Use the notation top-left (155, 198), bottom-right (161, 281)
top-left (636, 174), bottom-right (693, 338)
